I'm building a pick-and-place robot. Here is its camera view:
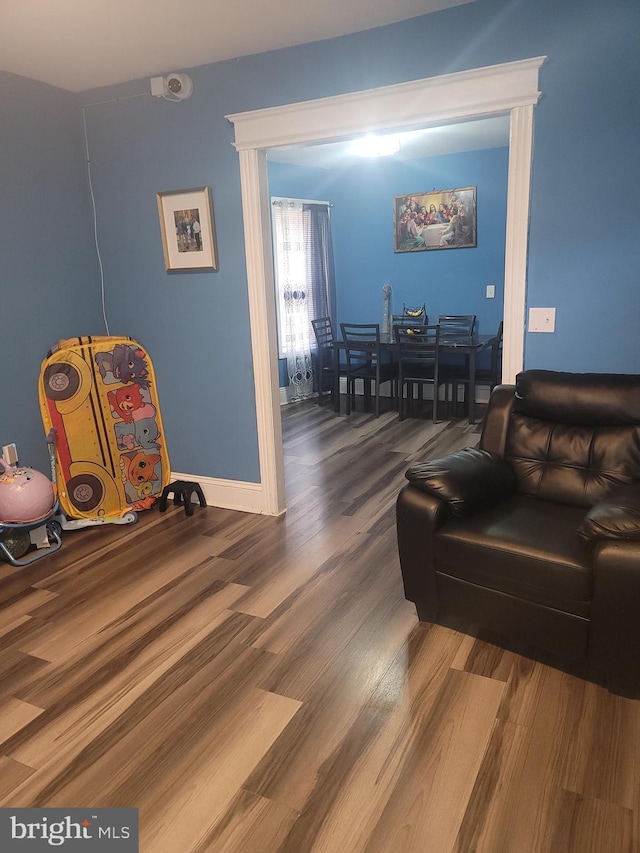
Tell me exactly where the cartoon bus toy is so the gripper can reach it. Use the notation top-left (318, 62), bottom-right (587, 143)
top-left (39, 336), bottom-right (170, 523)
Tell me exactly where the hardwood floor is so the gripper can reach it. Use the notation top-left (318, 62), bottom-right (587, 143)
top-left (0, 399), bottom-right (638, 852)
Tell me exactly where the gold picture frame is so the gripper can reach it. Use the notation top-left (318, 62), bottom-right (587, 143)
top-left (156, 186), bottom-right (218, 271)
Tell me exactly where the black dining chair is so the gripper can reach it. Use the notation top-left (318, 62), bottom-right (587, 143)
top-left (311, 317), bottom-right (346, 407)
top-left (437, 314), bottom-right (476, 336)
top-left (392, 322), bottom-right (428, 343)
top-left (340, 323), bottom-right (397, 417)
top-left (437, 314), bottom-right (477, 414)
top-left (395, 325), bottom-right (444, 422)
top-left (447, 320), bottom-right (503, 417)
top-left (484, 319), bottom-right (504, 389)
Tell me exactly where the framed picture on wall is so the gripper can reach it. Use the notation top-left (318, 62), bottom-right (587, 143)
top-left (156, 186), bottom-right (218, 271)
top-left (393, 186), bottom-right (476, 252)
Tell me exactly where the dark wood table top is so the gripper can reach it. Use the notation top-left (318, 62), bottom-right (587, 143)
top-left (332, 332), bottom-right (493, 349)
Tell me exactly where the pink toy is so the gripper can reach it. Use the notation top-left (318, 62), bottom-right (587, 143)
top-left (0, 459), bottom-right (56, 523)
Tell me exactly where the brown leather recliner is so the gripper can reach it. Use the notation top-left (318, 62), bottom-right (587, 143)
top-left (396, 370), bottom-right (640, 697)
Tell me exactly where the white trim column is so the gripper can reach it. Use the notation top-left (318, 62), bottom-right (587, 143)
top-left (502, 104), bottom-right (536, 382)
top-left (237, 147), bottom-right (286, 515)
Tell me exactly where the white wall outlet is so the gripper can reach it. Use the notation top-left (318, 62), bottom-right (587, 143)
top-left (486, 284), bottom-right (495, 299)
top-left (528, 307), bottom-right (556, 333)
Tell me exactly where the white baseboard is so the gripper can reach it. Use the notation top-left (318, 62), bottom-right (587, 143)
top-left (279, 378), bottom-right (491, 405)
top-left (169, 471), bottom-right (274, 515)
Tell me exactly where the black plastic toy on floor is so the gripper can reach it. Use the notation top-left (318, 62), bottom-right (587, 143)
top-left (159, 481), bottom-right (206, 516)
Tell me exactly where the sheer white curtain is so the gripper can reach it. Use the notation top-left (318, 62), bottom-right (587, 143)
top-left (271, 200), bottom-right (314, 401)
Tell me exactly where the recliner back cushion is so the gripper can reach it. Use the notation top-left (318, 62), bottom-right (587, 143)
top-left (514, 370), bottom-right (640, 425)
top-left (505, 415), bottom-right (640, 506)
top-left (506, 371), bottom-right (640, 507)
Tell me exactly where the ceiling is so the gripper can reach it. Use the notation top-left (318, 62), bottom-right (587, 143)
top-left (0, 0), bottom-right (473, 93)
top-left (2, 0), bottom-right (500, 166)
top-left (268, 115), bottom-right (511, 167)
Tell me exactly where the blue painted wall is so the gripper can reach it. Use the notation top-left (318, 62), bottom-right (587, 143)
top-left (3, 0), bottom-right (638, 486)
top-left (0, 72), bottom-right (101, 474)
top-left (270, 147), bottom-right (508, 386)
top-left (74, 88), bottom-right (260, 482)
top-left (270, 147), bottom-right (508, 333)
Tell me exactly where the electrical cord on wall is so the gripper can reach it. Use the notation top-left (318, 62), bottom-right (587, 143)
top-left (82, 106), bottom-right (110, 336)
top-left (81, 93), bottom-right (147, 337)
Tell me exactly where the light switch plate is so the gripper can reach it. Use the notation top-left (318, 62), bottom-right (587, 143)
top-left (528, 307), bottom-right (556, 333)
top-left (486, 285), bottom-right (495, 299)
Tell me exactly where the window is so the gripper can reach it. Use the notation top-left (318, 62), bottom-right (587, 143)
top-left (271, 197), bottom-right (336, 400)
top-left (272, 200), bottom-right (309, 358)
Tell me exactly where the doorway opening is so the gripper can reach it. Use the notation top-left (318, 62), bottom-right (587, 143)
top-left (227, 56), bottom-right (546, 514)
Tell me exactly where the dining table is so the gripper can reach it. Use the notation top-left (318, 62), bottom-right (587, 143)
top-left (331, 330), bottom-right (494, 423)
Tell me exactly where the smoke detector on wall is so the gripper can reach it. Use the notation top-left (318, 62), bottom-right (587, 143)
top-left (150, 73), bottom-right (194, 101)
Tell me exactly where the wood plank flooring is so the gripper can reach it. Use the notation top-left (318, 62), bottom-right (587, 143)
top-left (0, 399), bottom-right (638, 852)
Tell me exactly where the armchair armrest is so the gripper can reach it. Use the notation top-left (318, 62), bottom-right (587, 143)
top-left (577, 483), bottom-right (640, 542)
top-left (580, 484), bottom-right (640, 696)
top-left (405, 447), bottom-right (516, 517)
top-left (396, 483), bottom-right (451, 617)
top-left (590, 539), bottom-right (640, 697)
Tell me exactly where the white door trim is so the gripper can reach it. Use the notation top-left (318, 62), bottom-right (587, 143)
top-left (228, 56), bottom-right (546, 515)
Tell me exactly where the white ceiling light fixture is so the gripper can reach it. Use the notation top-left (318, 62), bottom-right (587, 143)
top-left (352, 133), bottom-right (401, 157)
